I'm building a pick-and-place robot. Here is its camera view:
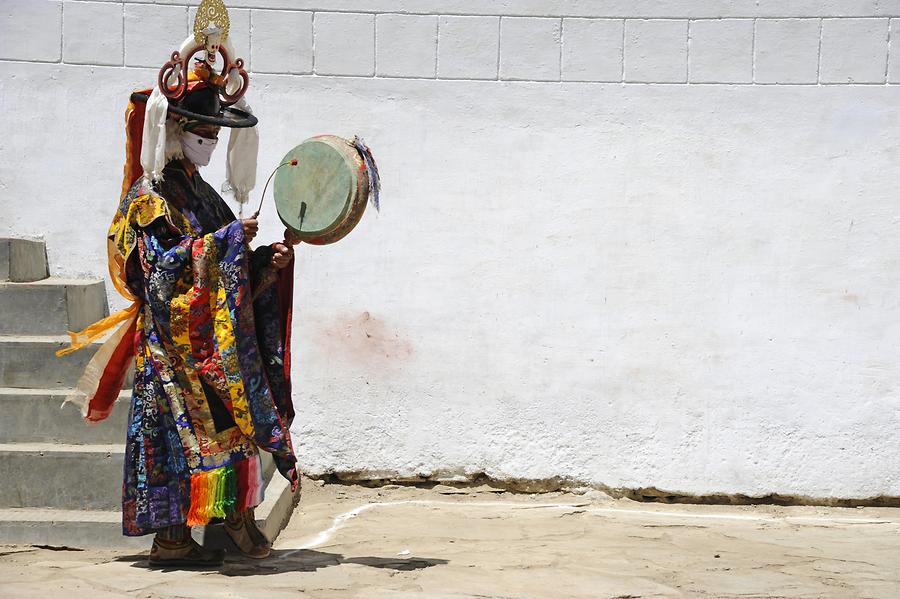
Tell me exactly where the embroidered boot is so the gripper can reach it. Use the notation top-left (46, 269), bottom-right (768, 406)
top-left (148, 527), bottom-right (225, 568)
top-left (243, 507), bottom-right (272, 550)
top-left (224, 509), bottom-right (272, 559)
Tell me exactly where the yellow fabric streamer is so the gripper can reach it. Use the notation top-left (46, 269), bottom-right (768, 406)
top-left (55, 301), bottom-right (140, 357)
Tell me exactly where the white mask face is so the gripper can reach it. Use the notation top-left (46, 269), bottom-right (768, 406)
top-left (181, 130), bottom-right (218, 167)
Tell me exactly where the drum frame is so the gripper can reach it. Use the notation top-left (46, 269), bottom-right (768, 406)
top-left (274, 135), bottom-right (370, 246)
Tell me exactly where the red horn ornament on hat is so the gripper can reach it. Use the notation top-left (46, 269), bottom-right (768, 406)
top-left (158, 41), bottom-right (249, 107)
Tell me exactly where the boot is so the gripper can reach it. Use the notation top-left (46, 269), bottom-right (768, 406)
top-left (148, 536), bottom-right (225, 568)
top-left (244, 508), bottom-right (272, 550)
top-left (224, 509), bottom-right (271, 559)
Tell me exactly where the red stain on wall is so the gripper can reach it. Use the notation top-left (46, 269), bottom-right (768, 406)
top-left (315, 311), bottom-right (414, 371)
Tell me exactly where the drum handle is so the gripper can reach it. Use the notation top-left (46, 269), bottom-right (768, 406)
top-left (252, 159), bottom-right (299, 218)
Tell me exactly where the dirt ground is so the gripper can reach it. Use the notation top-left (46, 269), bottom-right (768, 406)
top-left (2, 478), bottom-right (899, 598)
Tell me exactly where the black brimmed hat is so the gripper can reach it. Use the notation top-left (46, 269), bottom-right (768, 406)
top-left (131, 84), bottom-right (257, 129)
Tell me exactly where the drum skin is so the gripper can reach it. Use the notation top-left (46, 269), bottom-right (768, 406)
top-left (273, 135), bottom-right (369, 245)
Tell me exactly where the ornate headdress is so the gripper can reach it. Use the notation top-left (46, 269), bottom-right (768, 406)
top-left (122, 0), bottom-right (258, 203)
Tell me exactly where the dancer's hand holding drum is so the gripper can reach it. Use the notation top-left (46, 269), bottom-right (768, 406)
top-left (284, 228), bottom-right (303, 246)
top-left (270, 242), bottom-right (293, 269)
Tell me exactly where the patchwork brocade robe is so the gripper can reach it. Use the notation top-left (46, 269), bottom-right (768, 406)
top-left (112, 160), bottom-right (298, 536)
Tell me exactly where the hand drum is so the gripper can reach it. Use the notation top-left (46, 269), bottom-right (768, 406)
top-left (273, 135), bottom-right (371, 245)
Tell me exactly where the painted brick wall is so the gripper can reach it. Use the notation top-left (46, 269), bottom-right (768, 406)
top-left (2, 1), bottom-right (900, 501)
top-left (1, 2), bottom-right (898, 83)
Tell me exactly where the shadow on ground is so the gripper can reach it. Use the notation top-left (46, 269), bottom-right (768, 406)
top-left (115, 548), bottom-right (448, 575)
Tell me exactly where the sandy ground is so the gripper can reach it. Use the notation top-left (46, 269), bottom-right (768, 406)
top-left (2, 478), bottom-right (899, 598)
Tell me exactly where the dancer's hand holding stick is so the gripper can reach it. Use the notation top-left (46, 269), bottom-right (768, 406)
top-left (241, 215), bottom-right (259, 243)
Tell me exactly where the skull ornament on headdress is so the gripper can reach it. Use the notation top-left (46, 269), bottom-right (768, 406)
top-left (194, 0), bottom-right (230, 62)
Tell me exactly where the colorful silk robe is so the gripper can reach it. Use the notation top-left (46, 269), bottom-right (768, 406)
top-left (113, 160), bottom-right (298, 536)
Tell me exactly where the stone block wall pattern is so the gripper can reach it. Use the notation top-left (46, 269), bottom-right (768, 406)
top-left (625, 19), bottom-right (689, 83)
top-left (0, 1), bottom-right (62, 63)
top-left (688, 19), bottom-right (754, 84)
top-left (2, 3), bottom-right (898, 86)
top-left (891, 18), bottom-right (900, 82)
top-left (437, 15), bottom-right (499, 80)
top-left (499, 17), bottom-right (561, 82)
top-left (376, 14), bottom-right (437, 78)
top-left (63, 1), bottom-right (123, 66)
top-left (754, 19), bottom-right (821, 84)
top-left (251, 10), bottom-right (312, 74)
top-left (314, 12), bottom-right (375, 76)
top-left (4, 1), bottom-right (900, 502)
top-left (124, 4), bottom-right (188, 68)
top-left (561, 18), bottom-right (623, 82)
top-left (819, 18), bottom-right (889, 83)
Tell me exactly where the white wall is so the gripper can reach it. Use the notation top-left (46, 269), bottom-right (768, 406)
top-left (2, 0), bottom-right (899, 500)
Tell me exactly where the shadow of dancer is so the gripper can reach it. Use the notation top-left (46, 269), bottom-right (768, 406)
top-left (117, 548), bottom-right (449, 575)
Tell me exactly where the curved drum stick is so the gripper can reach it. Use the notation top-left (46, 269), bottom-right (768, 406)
top-left (252, 159), bottom-right (299, 219)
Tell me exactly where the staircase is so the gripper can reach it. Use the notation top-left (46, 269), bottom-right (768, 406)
top-left (0, 238), bottom-right (299, 549)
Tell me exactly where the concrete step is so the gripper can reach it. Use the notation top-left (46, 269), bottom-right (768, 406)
top-left (0, 454), bottom-right (300, 549)
top-left (0, 388), bottom-right (129, 444)
top-left (0, 441), bottom-right (276, 510)
top-left (0, 238), bottom-right (49, 283)
top-left (0, 335), bottom-right (132, 390)
top-left (0, 508), bottom-right (149, 549)
top-left (0, 443), bottom-right (124, 510)
top-left (249, 465), bottom-right (301, 542)
top-left (0, 278), bottom-right (109, 335)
